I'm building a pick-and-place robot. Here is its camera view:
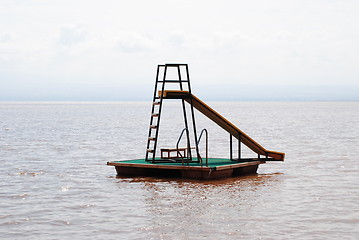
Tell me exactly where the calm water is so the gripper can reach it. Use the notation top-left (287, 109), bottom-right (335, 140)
top-left (1, 101), bottom-right (358, 240)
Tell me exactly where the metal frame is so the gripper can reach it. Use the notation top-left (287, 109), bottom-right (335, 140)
top-left (197, 128), bottom-right (208, 167)
top-left (145, 64), bottom-right (200, 163)
top-left (230, 133), bottom-right (242, 161)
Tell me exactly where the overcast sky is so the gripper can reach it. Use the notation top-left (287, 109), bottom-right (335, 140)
top-left (1, 0), bottom-right (358, 101)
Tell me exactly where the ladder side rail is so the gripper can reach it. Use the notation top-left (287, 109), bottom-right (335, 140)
top-left (197, 128), bottom-right (208, 167)
top-left (176, 128), bottom-right (188, 150)
top-left (175, 128), bottom-right (190, 165)
top-left (151, 65), bottom-right (168, 162)
top-left (146, 65), bottom-right (162, 161)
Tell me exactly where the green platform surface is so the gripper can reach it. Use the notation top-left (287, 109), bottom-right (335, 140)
top-left (112, 158), bottom-right (259, 168)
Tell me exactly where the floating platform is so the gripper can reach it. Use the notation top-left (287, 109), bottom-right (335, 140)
top-left (107, 158), bottom-right (265, 180)
top-left (107, 63), bottom-right (284, 180)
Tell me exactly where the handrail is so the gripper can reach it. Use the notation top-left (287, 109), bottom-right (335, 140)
top-left (176, 128), bottom-right (189, 160)
top-left (197, 129), bottom-right (208, 167)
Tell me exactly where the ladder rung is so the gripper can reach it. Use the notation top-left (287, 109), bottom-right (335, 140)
top-left (147, 149), bottom-right (154, 153)
top-left (148, 137), bottom-right (156, 141)
top-left (157, 80), bottom-right (189, 83)
top-left (153, 102), bottom-right (161, 105)
top-left (149, 125), bottom-right (157, 129)
top-left (165, 64), bottom-right (187, 67)
top-left (151, 113), bottom-right (159, 117)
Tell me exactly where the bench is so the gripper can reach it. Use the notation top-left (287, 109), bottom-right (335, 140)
top-left (160, 148), bottom-right (189, 159)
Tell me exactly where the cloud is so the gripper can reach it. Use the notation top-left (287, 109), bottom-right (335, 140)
top-left (1, 0), bottom-right (359, 102)
top-left (116, 32), bottom-right (157, 53)
top-left (210, 32), bottom-right (250, 49)
top-left (0, 33), bottom-right (12, 43)
top-left (167, 32), bottom-right (186, 46)
top-left (57, 23), bottom-right (88, 47)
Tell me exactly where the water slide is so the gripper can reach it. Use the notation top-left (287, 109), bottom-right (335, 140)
top-left (161, 90), bottom-right (285, 161)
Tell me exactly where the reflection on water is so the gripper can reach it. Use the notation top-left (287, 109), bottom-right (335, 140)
top-left (112, 174), bottom-right (286, 239)
top-left (1, 102), bottom-right (359, 239)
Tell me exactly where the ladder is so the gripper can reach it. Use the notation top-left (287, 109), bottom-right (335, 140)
top-left (145, 64), bottom-right (200, 163)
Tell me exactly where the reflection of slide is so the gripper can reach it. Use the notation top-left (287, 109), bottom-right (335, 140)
top-left (161, 90), bottom-right (285, 161)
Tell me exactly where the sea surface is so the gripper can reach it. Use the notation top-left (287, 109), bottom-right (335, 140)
top-left (1, 101), bottom-right (358, 240)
